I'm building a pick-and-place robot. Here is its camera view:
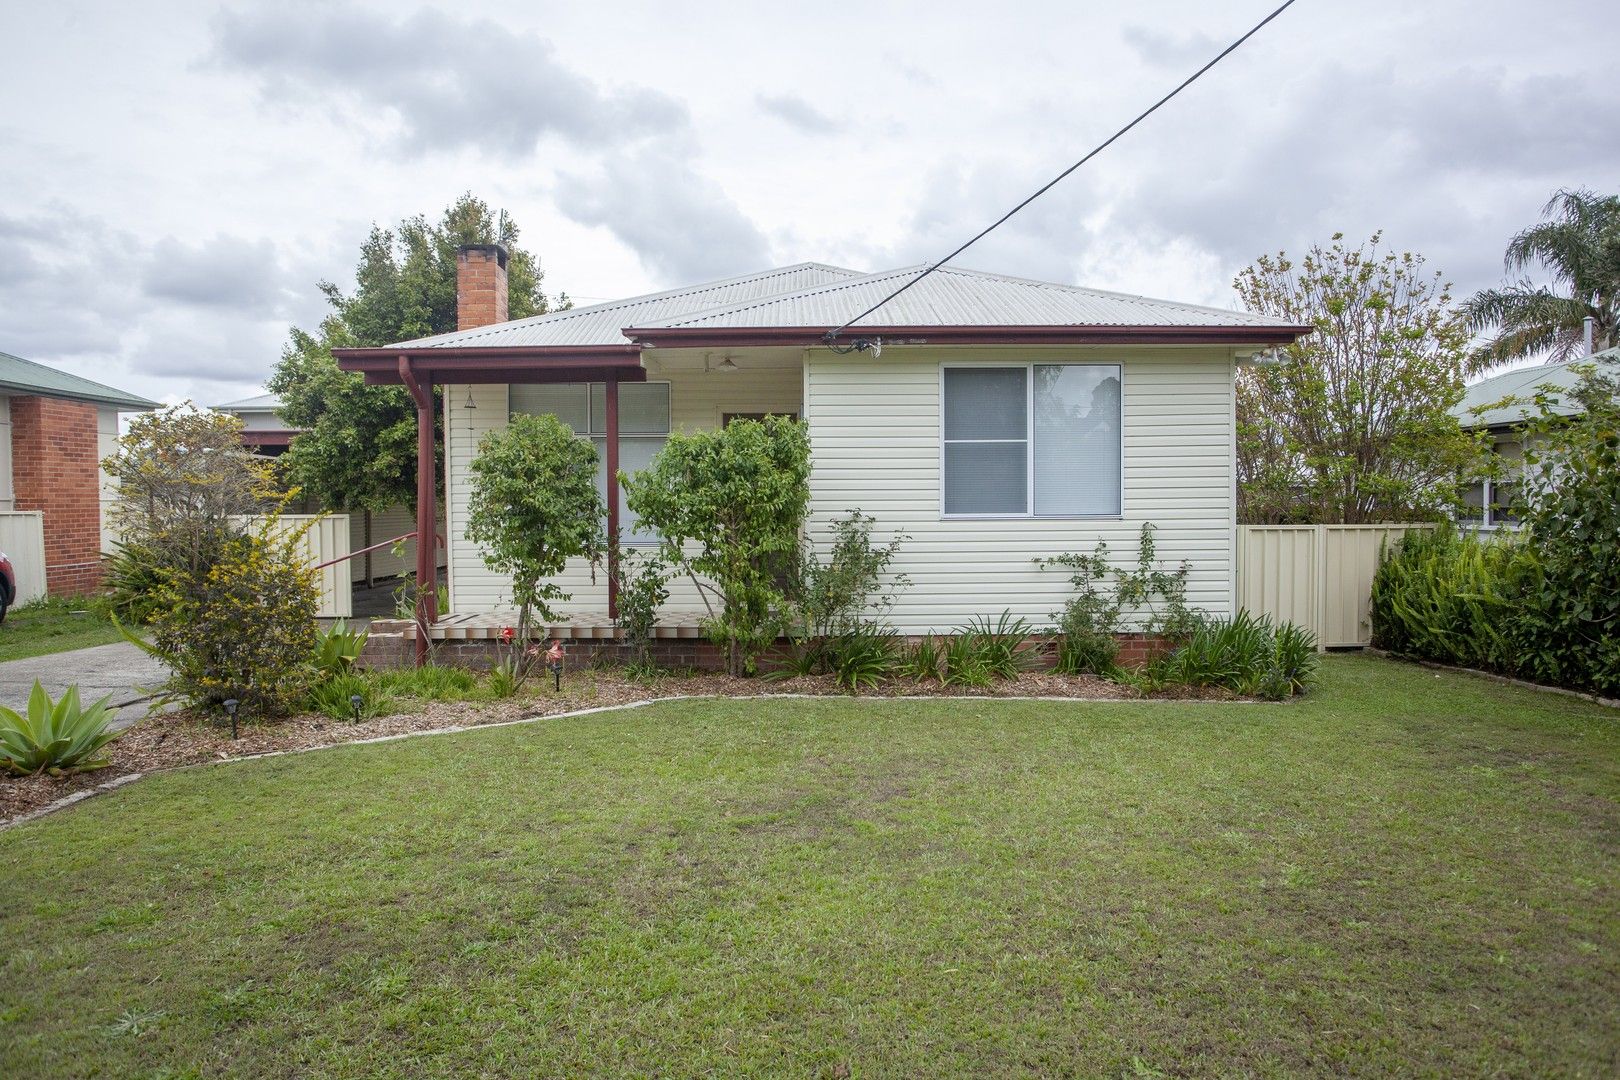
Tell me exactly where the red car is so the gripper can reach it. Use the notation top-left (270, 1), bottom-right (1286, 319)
top-left (0, 550), bottom-right (14, 623)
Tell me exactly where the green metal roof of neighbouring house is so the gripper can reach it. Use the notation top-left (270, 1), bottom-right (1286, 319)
top-left (0, 350), bottom-right (160, 410)
top-left (1453, 347), bottom-right (1620, 430)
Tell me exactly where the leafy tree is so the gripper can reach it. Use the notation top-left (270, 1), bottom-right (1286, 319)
top-left (269, 193), bottom-right (565, 511)
top-left (1233, 233), bottom-right (1483, 524)
top-left (1463, 188), bottom-right (1620, 366)
top-left (102, 405), bottom-right (282, 582)
top-left (624, 416), bottom-right (811, 676)
top-left (465, 414), bottom-right (606, 672)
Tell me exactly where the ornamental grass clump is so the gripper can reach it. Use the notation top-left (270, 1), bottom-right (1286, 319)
top-left (0, 682), bottom-right (122, 775)
top-left (1150, 611), bottom-right (1318, 700)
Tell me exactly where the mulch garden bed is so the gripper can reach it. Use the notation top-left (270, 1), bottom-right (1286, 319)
top-left (1, 669), bottom-right (1244, 825)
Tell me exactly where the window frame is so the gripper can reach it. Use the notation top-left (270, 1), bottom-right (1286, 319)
top-left (510, 380), bottom-right (672, 546)
top-left (937, 360), bottom-right (1125, 521)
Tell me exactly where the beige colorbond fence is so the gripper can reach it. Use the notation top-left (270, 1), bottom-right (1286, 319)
top-left (235, 514), bottom-right (352, 619)
top-left (0, 511), bottom-right (47, 606)
top-left (1236, 525), bottom-right (1431, 649)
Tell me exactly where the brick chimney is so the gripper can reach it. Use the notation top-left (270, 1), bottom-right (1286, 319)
top-left (456, 243), bottom-right (509, 330)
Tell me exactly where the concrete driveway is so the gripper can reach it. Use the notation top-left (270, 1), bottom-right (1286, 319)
top-left (0, 641), bottom-right (171, 730)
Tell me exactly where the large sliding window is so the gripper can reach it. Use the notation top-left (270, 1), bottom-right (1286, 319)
top-left (510, 381), bottom-right (670, 542)
top-left (941, 364), bottom-right (1121, 517)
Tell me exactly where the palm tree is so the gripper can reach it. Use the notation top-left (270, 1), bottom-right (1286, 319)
top-left (1463, 188), bottom-right (1620, 367)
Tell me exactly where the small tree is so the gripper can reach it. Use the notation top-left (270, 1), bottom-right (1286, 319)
top-left (1234, 233), bottom-right (1485, 523)
top-left (102, 405), bottom-right (283, 588)
top-left (465, 414), bottom-right (605, 678)
top-left (624, 416), bottom-right (811, 676)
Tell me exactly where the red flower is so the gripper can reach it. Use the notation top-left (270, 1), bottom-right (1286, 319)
top-left (499, 626), bottom-right (515, 642)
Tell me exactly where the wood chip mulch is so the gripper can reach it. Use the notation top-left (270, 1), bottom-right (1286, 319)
top-left (1, 669), bottom-right (1244, 825)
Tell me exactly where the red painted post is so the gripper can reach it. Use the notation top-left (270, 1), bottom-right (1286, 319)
top-left (605, 375), bottom-right (620, 621)
top-left (398, 355), bottom-right (437, 666)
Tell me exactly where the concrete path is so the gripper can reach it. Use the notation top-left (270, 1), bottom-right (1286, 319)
top-left (0, 641), bottom-right (171, 730)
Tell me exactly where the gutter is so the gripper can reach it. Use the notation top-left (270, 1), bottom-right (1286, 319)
top-left (623, 324), bottom-right (1315, 348)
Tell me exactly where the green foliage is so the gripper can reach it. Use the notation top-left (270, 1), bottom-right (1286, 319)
top-left (1233, 232), bottom-right (1486, 523)
top-left (1150, 612), bottom-right (1319, 700)
top-left (465, 413), bottom-right (606, 643)
top-left (941, 633), bottom-right (995, 688)
top-left (270, 194), bottom-right (563, 512)
top-left (139, 518), bottom-right (321, 718)
top-left (792, 512), bottom-right (910, 641)
top-left (624, 416), bottom-right (811, 676)
top-left (374, 664), bottom-right (480, 702)
top-left (101, 406), bottom-right (282, 585)
top-left (0, 682), bottom-right (122, 775)
top-left (392, 574), bottom-right (448, 620)
top-left (898, 634), bottom-right (944, 683)
top-left (1463, 188), bottom-right (1620, 365)
top-left (823, 623), bottom-right (900, 692)
top-left (1373, 369), bottom-right (1620, 703)
top-left (961, 611), bottom-right (1041, 680)
top-left (305, 673), bottom-right (393, 723)
top-left (101, 540), bottom-right (168, 625)
top-left (311, 620), bottom-right (368, 678)
top-left (612, 547), bottom-right (671, 668)
top-left (1038, 524), bottom-right (1193, 675)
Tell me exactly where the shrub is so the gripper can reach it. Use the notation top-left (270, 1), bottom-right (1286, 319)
top-left (1371, 526), bottom-right (1529, 675)
top-left (133, 518), bottom-right (321, 718)
top-left (0, 682), bottom-right (122, 775)
top-left (625, 415), bottom-right (810, 676)
top-left (305, 673), bottom-right (393, 722)
top-left (790, 512), bottom-right (909, 644)
top-left (1039, 524), bottom-right (1194, 675)
top-left (824, 623), bottom-right (900, 692)
top-left (1151, 612), bottom-right (1318, 700)
top-left (613, 547), bottom-right (671, 668)
top-left (101, 540), bottom-right (170, 625)
top-left (962, 611), bottom-right (1041, 679)
top-left (312, 620), bottom-right (368, 678)
top-left (942, 632), bottom-right (995, 688)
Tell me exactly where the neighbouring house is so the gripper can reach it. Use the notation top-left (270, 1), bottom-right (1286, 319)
top-left (0, 350), bottom-right (158, 598)
top-left (213, 392), bottom-right (443, 590)
top-left (1453, 347), bottom-right (1620, 528)
top-left (335, 245), bottom-right (1310, 664)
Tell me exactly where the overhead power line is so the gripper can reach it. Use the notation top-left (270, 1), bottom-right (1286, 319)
top-left (823, 0), bottom-right (1301, 349)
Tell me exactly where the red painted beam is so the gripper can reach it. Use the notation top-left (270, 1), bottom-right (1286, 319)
top-left (604, 376), bottom-right (620, 622)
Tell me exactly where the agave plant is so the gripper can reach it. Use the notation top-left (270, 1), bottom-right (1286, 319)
top-left (311, 620), bottom-right (369, 678)
top-left (0, 682), bottom-right (123, 775)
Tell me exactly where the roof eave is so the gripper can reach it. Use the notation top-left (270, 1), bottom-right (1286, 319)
top-left (0, 380), bottom-right (159, 410)
top-left (623, 324), bottom-right (1314, 348)
top-left (333, 344), bottom-right (646, 386)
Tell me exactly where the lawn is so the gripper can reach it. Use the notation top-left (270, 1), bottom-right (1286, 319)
top-left (0, 597), bottom-right (125, 662)
top-left (1, 655), bottom-right (1615, 1077)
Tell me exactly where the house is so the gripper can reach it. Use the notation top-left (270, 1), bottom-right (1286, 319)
top-left (1452, 347), bottom-right (1620, 527)
top-left (0, 350), bottom-right (158, 596)
top-left (213, 392), bottom-right (441, 590)
top-left (335, 245), bottom-right (1310, 662)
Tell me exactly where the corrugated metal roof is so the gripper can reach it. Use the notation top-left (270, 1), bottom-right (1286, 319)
top-left (645, 264), bottom-right (1298, 330)
top-left (1454, 348), bottom-right (1620, 429)
top-left (215, 392), bottom-right (282, 411)
top-left (395, 262), bottom-right (865, 349)
top-left (0, 350), bottom-right (159, 410)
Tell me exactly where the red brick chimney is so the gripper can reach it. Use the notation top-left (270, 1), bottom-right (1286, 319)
top-left (456, 243), bottom-right (509, 330)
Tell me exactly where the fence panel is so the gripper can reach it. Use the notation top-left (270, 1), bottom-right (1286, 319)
top-left (0, 511), bottom-right (47, 606)
top-left (234, 514), bottom-right (352, 618)
top-left (1237, 524), bottom-right (1429, 649)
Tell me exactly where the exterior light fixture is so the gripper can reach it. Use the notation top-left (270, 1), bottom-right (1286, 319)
top-left (222, 698), bottom-right (240, 740)
top-left (546, 639), bottom-right (565, 691)
top-left (349, 694), bottom-right (364, 723)
top-left (464, 388), bottom-right (477, 409)
top-left (706, 353), bottom-right (739, 374)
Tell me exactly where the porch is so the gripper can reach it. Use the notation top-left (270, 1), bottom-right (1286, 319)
top-left (383, 610), bottom-right (714, 642)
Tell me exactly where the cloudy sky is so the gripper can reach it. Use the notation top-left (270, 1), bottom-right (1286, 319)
top-left (2, 0), bottom-right (1616, 405)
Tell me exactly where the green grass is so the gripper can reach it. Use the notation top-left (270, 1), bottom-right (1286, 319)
top-left (1, 655), bottom-right (1616, 1077)
top-left (0, 597), bottom-right (125, 662)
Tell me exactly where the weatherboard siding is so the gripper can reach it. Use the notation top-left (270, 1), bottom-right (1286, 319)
top-left (444, 362), bottom-right (804, 616)
top-left (804, 346), bottom-right (1237, 633)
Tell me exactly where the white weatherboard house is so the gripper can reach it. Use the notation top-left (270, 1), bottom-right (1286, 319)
top-left (336, 246), bottom-right (1309, 655)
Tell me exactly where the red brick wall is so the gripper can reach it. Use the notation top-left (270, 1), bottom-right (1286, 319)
top-left (456, 245), bottom-right (508, 330)
top-left (10, 396), bottom-right (103, 595)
